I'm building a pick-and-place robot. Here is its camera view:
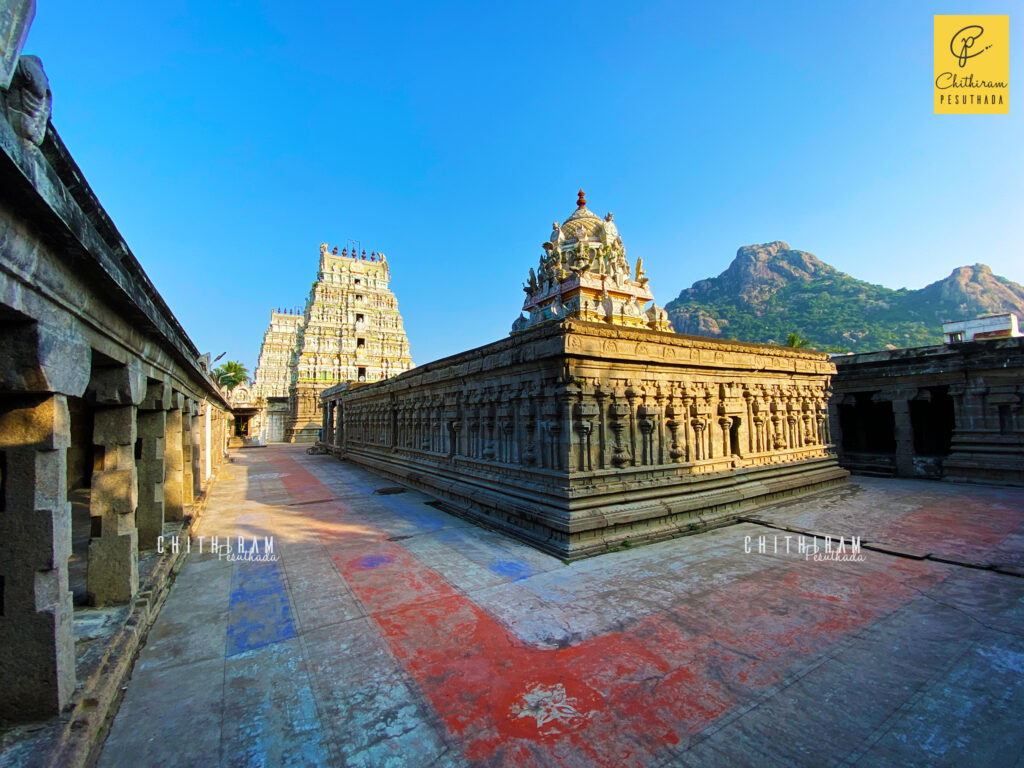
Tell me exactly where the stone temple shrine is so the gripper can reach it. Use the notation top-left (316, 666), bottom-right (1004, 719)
top-left (319, 192), bottom-right (848, 559)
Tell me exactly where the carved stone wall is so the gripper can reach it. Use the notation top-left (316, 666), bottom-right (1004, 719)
top-left (322, 320), bottom-right (846, 559)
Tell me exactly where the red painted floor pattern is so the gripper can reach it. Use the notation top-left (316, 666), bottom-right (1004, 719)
top-left (877, 495), bottom-right (1024, 563)
top-left (270, 453), bottom-right (948, 766)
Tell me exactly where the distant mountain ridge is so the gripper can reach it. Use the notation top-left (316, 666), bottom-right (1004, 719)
top-left (664, 241), bottom-right (1024, 351)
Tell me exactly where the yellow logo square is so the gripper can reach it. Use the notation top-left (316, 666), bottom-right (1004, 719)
top-left (934, 15), bottom-right (1009, 114)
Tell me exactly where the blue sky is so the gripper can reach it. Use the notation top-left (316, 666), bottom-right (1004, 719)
top-left (25, 1), bottom-right (1023, 372)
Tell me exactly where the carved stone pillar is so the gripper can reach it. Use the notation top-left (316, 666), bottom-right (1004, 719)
top-left (719, 416), bottom-right (732, 457)
top-left (341, 400), bottom-right (348, 448)
top-left (948, 382), bottom-right (967, 433)
top-left (541, 396), bottom-right (561, 469)
top-left (573, 401), bottom-right (598, 471)
top-left (744, 390), bottom-right (756, 453)
top-left (889, 389), bottom-right (916, 477)
top-left (497, 402), bottom-right (514, 462)
top-left (203, 403), bottom-right (212, 481)
top-left (801, 399), bottom-right (815, 447)
top-left (703, 390), bottom-right (716, 459)
top-left (638, 404), bottom-right (657, 465)
top-left (190, 405), bottom-right (201, 498)
top-left (787, 404), bottom-right (800, 449)
top-left (752, 399), bottom-right (766, 453)
top-left (653, 388), bottom-right (667, 465)
top-left (87, 403), bottom-right (139, 605)
top-left (519, 399), bottom-right (537, 466)
top-left (594, 387), bottom-right (608, 469)
top-left (609, 401), bottom-right (631, 468)
top-left (323, 401), bottom-right (333, 443)
top-left (430, 405), bottom-right (441, 452)
top-left (0, 394), bottom-right (76, 718)
top-left (468, 405), bottom-right (481, 459)
top-left (770, 401), bottom-right (784, 450)
top-left (482, 404), bottom-right (497, 460)
top-left (624, 384), bottom-right (638, 467)
top-left (164, 394), bottom-right (184, 521)
top-left (445, 399), bottom-right (461, 458)
top-left (664, 402), bottom-right (684, 463)
top-left (681, 393), bottom-right (695, 461)
top-left (691, 417), bottom-right (706, 461)
top-left (136, 380), bottom-right (169, 550)
top-left (181, 401), bottom-right (194, 507)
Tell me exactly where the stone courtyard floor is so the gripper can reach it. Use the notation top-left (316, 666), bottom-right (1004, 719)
top-left (96, 445), bottom-right (1024, 767)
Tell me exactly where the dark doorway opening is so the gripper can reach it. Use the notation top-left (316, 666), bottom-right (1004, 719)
top-left (839, 393), bottom-right (896, 454)
top-left (910, 387), bottom-right (954, 456)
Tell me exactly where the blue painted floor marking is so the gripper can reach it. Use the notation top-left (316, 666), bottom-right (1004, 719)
top-left (488, 558), bottom-right (540, 581)
top-left (226, 560), bottom-right (297, 657)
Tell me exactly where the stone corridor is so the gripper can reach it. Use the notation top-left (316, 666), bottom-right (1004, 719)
top-left (95, 444), bottom-right (1024, 767)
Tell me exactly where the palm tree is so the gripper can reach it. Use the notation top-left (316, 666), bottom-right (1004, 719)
top-left (213, 361), bottom-right (249, 391)
top-left (785, 332), bottom-right (812, 349)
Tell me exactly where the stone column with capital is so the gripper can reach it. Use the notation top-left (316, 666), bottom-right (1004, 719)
top-left (0, 393), bottom-right (76, 718)
top-left (889, 389), bottom-right (916, 478)
top-left (164, 394), bottom-right (185, 520)
top-left (87, 402), bottom-right (139, 605)
top-left (190, 406), bottom-right (202, 499)
top-left (181, 402), bottom-right (195, 508)
top-left (136, 380), bottom-right (170, 549)
top-left (86, 361), bottom-right (146, 605)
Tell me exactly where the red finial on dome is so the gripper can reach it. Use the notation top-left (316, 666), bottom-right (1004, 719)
top-left (577, 189), bottom-right (586, 209)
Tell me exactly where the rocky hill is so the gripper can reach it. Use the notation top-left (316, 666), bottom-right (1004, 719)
top-left (664, 241), bottom-right (1024, 351)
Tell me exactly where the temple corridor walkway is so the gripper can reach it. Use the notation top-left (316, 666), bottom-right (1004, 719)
top-left (98, 445), bottom-right (1024, 767)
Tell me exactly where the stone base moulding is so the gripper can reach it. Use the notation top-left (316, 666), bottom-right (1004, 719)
top-left (338, 447), bottom-right (847, 559)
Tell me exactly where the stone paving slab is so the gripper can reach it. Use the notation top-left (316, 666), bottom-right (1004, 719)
top-left (745, 477), bottom-right (1024, 569)
top-left (97, 446), bottom-right (1024, 767)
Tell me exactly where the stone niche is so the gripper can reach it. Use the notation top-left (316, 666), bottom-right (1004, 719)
top-left (322, 319), bottom-right (848, 559)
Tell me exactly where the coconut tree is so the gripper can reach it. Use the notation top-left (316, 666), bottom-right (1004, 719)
top-left (785, 332), bottom-right (812, 349)
top-left (213, 361), bottom-right (249, 391)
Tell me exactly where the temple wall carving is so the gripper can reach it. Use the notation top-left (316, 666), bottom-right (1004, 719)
top-left (322, 320), bottom-right (846, 559)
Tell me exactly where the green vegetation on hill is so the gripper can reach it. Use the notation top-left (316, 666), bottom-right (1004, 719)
top-left (664, 242), bottom-right (1024, 352)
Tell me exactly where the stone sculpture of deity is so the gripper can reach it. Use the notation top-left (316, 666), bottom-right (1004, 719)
top-left (602, 212), bottom-right (618, 246)
top-left (550, 221), bottom-right (564, 248)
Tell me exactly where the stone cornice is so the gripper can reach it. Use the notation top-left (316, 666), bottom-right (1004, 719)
top-left (0, 110), bottom-right (227, 406)
top-left (327, 319), bottom-right (835, 403)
